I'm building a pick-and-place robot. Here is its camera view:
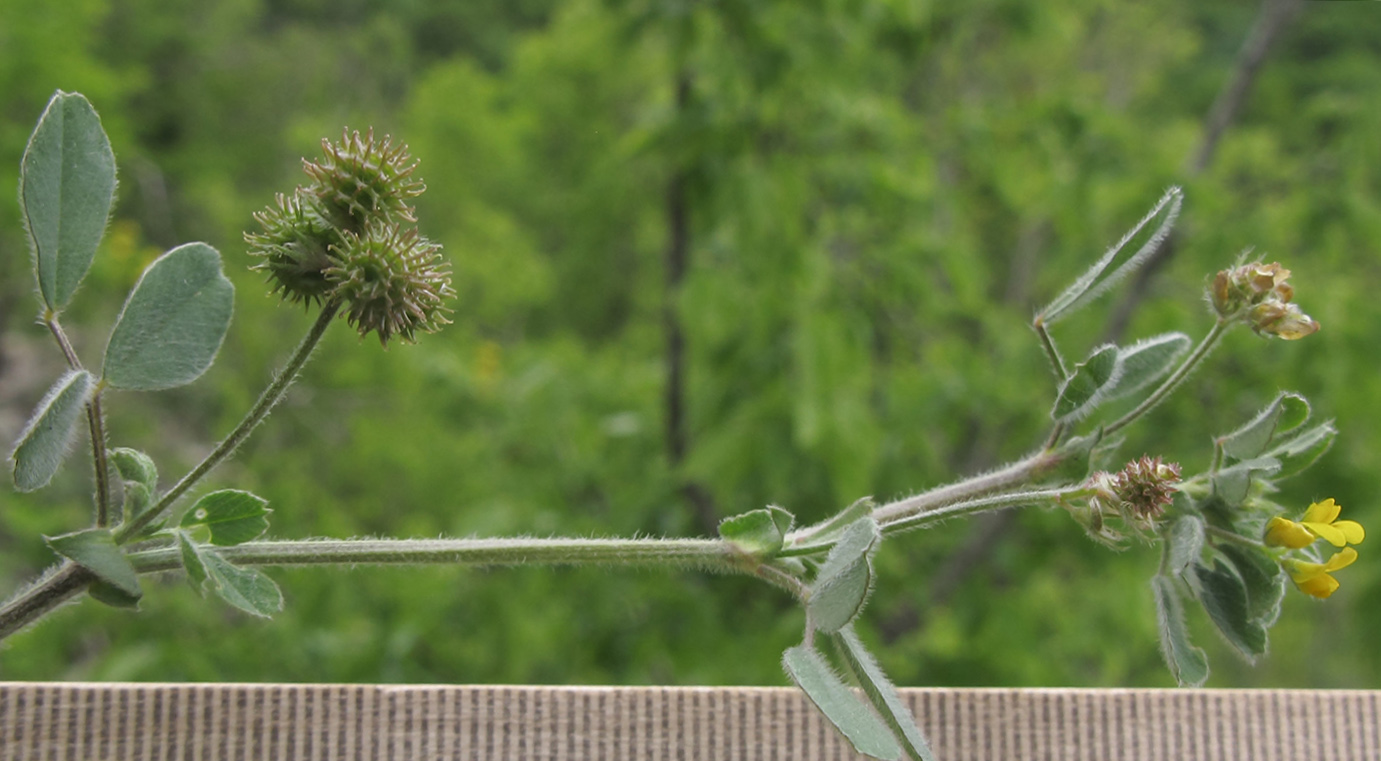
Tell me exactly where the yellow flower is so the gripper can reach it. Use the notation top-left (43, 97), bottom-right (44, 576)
top-left (1284, 547), bottom-right (1358, 599)
top-left (1263, 499), bottom-right (1364, 549)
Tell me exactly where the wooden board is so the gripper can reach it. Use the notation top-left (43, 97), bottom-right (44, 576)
top-left (2, 684), bottom-right (1377, 760)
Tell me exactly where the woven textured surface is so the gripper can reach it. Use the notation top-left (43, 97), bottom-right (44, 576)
top-left (1, 683), bottom-right (1377, 760)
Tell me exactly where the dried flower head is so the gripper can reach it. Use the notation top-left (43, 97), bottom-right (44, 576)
top-left (303, 128), bottom-right (425, 234)
top-left (1077, 456), bottom-right (1183, 545)
top-left (1209, 261), bottom-right (1318, 339)
top-left (245, 191), bottom-right (340, 306)
top-left (327, 222), bottom-right (454, 346)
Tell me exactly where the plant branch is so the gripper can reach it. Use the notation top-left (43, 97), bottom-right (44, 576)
top-left (0, 562), bottom-right (93, 641)
top-left (44, 315), bottom-right (112, 526)
top-left (866, 448), bottom-right (1067, 529)
top-left (879, 486), bottom-right (1086, 536)
top-left (115, 303), bottom-right (339, 543)
top-left (128, 536), bottom-right (740, 574)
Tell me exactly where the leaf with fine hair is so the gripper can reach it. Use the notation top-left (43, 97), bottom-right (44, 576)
top-left (1193, 561), bottom-right (1267, 661)
top-left (1051, 344), bottom-right (1120, 423)
top-left (1264, 420), bottom-right (1336, 480)
top-left (10, 370), bottom-right (93, 492)
top-left (103, 242), bottom-right (234, 391)
top-left (1152, 574), bottom-right (1209, 687)
top-left (783, 644), bottom-right (902, 761)
top-left (45, 528), bottom-right (141, 600)
top-left (833, 626), bottom-right (936, 761)
top-left (1219, 391), bottom-right (1309, 461)
top-left (1102, 333), bottom-right (1191, 401)
top-left (1037, 186), bottom-right (1182, 324)
top-left (201, 551), bottom-right (283, 618)
top-left (809, 518), bottom-right (879, 633)
top-left (180, 489), bottom-right (272, 546)
top-left (719, 505), bottom-right (793, 558)
top-left (20, 90), bottom-right (117, 312)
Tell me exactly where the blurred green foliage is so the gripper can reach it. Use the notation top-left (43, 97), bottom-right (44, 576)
top-left (1, 0), bottom-right (1378, 690)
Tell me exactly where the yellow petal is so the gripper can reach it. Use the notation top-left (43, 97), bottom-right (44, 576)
top-left (1303, 499), bottom-right (1340, 524)
top-left (1295, 572), bottom-right (1340, 599)
top-left (1264, 517), bottom-right (1315, 549)
top-left (1334, 520), bottom-right (1365, 545)
top-left (1302, 521), bottom-right (1349, 547)
top-left (1323, 546), bottom-right (1358, 572)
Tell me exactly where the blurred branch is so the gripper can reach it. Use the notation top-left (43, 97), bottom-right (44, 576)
top-left (664, 71), bottom-right (718, 534)
top-left (1103, 0), bottom-right (1305, 342)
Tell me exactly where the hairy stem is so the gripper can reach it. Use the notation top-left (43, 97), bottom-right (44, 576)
top-left (115, 303), bottom-right (339, 543)
top-left (1105, 319), bottom-right (1229, 436)
top-left (0, 563), bottom-right (92, 641)
top-left (866, 448), bottom-right (1067, 529)
top-left (44, 315), bottom-right (112, 526)
top-left (879, 486), bottom-right (1088, 536)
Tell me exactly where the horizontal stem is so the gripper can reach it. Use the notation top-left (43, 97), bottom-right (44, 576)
top-left (868, 449), bottom-right (1066, 528)
top-left (129, 536), bottom-right (740, 574)
top-left (880, 487), bottom-right (1083, 536)
top-left (0, 563), bottom-right (93, 641)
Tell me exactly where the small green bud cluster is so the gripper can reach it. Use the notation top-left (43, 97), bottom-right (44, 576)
top-left (246, 129), bottom-right (452, 345)
top-left (1210, 262), bottom-right (1318, 340)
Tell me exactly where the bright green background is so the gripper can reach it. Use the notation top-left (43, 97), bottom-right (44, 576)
top-left (1, 0), bottom-right (1378, 689)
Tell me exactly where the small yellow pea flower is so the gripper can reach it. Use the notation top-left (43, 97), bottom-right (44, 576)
top-left (1284, 547), bottom-right (1358, 599)
top-left (1263, 499), bottom-right (1364, 549)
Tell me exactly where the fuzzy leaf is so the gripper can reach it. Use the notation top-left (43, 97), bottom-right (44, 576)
top-left (11, 370), bottom-right (93, 491)
top-left (1210, 456), bottom-right (1280, 507)
top-left (783, 644), bottom-right (901, 761)
top-left (1220, 392), bottom-right (1309, 461)
top-left (45, 528), bottom-right (141, 599)
top-left (1052, 344), bottom-right (1120, 422)
top-left (202, 551), bottom-right (282, 618)
top-left (1218, 545), bottom-right (1285, 628)
top-left (1152, 574), bottom-right (1209, 686)
top-left (719, 505), bottom-right (793, 558)
top-left (809, 518), bottom-right (879, 633)
top-left (177, 531), bottom-right (210, 592)
top-left (833, 626), bottom-right (936, 761)
top-left (1194, 561), bottom-right (1267, 661)
top-left (109, 447), bottom-right (158, 525)
top-left (1037, 187), bottom-right (1182, 324)
top-left (103, 242), bottom-right (234, 391)
top-left (88, 580), bottom-right (141, 609)
top-left (1265, 421), bottom-right (1336, 480)
top-left (20, 91), bottom-right (117, 311)
top-left (1103, 333), bottom-right (1190, 401)
top-left (180, 489), bottom-right (271, 546)
top-left (1165, 514), bottom-right (1205, 576)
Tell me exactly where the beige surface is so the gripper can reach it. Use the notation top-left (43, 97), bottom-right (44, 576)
top-left (1, 683), bottom-right (1377, 760)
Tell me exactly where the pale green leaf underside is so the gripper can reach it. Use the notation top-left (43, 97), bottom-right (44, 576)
top-left (11, 370), bottom-right (93, 492)
top-left (783, 644), bottom-right (901, 761)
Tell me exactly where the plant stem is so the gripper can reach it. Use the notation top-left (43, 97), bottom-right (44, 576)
top-left (44, 315), bottom-right (112, 526)
top-left (128, 536), bottom-right (738, 572)
top-left (0, 563), bottom-right (92, 641)
top-left (878, 487), bottom-right (1085, 536)
top-left (114, 303), bottom-right (339, 544)
top-left (1105, 319), bottom-right (1229, 436)
top-left (865, 448), bottom-right (1067, 529)
top-left (1204, 524), bottom-right (1272, 552)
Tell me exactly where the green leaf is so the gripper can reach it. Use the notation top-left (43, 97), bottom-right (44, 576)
top-left (177, 531), bottom-right (210, 592)
top-left (109, 447), bottom-right (158, 525)
top-left (10, 370), bottom-right (93, 492)
top-left (201, 551), bottom-right (283, 618)
top-left (45, 528), bottom-right (141, 599)
top-left (1048, 428), bottom-right (1104, 484)
top-left (1051, 344), bottom-right (1120, 422)
top-left (1036, 187), bottom-right (1182, 324)
top-left (20, 91), bottom-right (117, 311)
top-left (102, 242), bottom-right (234, 391)
top-left (1219, 392), bottom-right (1309, 461)
top-left (88, 580), bottom-right (141, 609)
top-left (1165, 514), bottom-right (1204, 576)
top-left (1210, 456), bottom-right (1280, 507)
top-left (809, 518), bottom-right (879, 633)
top-left (789, 497), bottom-right (875, 553)
top-left (719, 505), bottom-right (793, 558)
top-left (180, 489), bottom-right (271, 546)
top-left (1265, 421), bottom-right (1336, 480)
top-left (833, 626), bottom-right (936, 761)
top-left (783, 644), bottom-right (902, 761)
top-left (1151, 575), bottom-right (1209, 686)
top-left (1217, 545), bottom-right (1285, 628)
top-left (1102, 333), bottom-right (1190, 401)
top-left (1193, 561), bottom-right (1267, 661)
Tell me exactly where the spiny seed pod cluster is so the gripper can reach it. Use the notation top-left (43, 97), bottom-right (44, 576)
top-left (246, 129), bottom-right (452, 346)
